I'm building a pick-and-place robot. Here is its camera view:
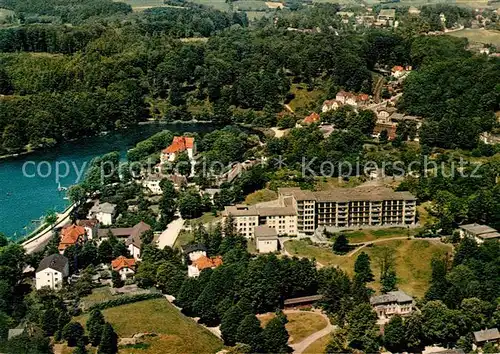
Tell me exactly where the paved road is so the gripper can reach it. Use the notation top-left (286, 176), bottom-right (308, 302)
top-left (156, 216), bottom-right (185, 249)
top-left (22, 204), bottom-right (75, 254)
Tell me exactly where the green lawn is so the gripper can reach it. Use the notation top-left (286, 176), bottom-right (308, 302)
top-left (258, 312), bottom-right (328, 344)
top-left (187, 0), bottom-right (230, 11)
top-left (80, 287), bottom-right (115, 310)
top-left (185, 212), bottom-right (221, 226)
top-left (284, 239), bottom-right (452, 298)
top-left (287, 84), bottom-right (325, 114)
top-left (233, 0), bottom-right (267, 10)
top-left (76, 299), bottom-right (223, 354)
top-left (448, 28), bottom-right (500, 47)
top-left (344, 227), bottom-right (415, 243)
top-left (303, 333), bottom-right (331, 354)
top-left (173, 230), bottom-right (194, 249)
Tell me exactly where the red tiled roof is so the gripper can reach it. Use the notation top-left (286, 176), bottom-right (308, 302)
top-left (163, 136), bottom-right (195, 154)
top-left (358, 93), bottom-right (369, 101)
top-left (392, 65), bottom-right (404, 72)
top-left (303, 112), bottom-right (320, 124)
top-left (111, 256), bottom-right (136, 271)
top-left (192, 255), bottom-right (223, 270)
top-left (59, 224), bottom-right (86, 251)
top-left (76, 219), bottom-right (99, 228)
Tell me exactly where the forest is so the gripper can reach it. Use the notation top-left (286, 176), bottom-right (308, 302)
top-left (0, 0), bottom-right (498, 155)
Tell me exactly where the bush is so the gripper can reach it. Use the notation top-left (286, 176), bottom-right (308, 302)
top-left (87, 293), bottom-right (163, 312)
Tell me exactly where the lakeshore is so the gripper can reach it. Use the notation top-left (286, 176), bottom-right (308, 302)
top-left (0, 122), bottom-right (220, 239)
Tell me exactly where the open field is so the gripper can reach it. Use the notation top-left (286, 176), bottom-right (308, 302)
top-left (173, 230), bottom-right (194, 249)
top-left (113, 0), bottom-right (178, 11)
top-left (187, 0), bottom-right (230, 11)
top-left (284, 238), bottom-right (452, 298)
top-left (258, 312), bottom-right (328, 344)
top-left (448, 28), bottom-right (500, 47)
top-left (344, 227), bottom-right (417, 243)
top-left (245, 10), bottom-right (270, 21)
top-left (303, 333), bottom-right (331, 354)
top-left (75, 298), bottom-right (223, 354)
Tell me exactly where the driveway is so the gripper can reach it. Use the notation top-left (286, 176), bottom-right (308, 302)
top-left (156, 217), bottom-right (184, 249)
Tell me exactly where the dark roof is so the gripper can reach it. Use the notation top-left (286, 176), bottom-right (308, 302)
top-left (284, 294), bottom-right (323, 306)
top-left (125, 221), bottom-right (152, 249)
top-left (474, 328), bottom-right (500, 343)
top-left (370, 291), bottom-right (413, 306)
top-left (36, 254), bottom-right (68, 273)
top-left (432, 350), bottom-right (465, 354)
top-left (182, 244), bottom-right (207, 254)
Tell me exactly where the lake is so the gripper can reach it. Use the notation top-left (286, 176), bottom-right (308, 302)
top-left (0, 123), bottom-right (218, 239)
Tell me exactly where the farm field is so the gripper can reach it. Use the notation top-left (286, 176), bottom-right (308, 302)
top-left (284, 238), bottom-right (452, 298)
top-left (112, 0), bottom-right (178, 11)
top-left (258, 311), bottom-right (328, 344)
top-left (448, 28), bottom-right (500, 47)
top-left (75, 298), bottom-right (223, 354)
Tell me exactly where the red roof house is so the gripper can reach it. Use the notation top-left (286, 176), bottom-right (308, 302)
top-left (302, 112), bottom-right (321, 125)
top-left (58, 224), bottom-right (86, 253)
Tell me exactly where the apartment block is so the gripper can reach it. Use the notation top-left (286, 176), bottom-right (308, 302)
top-left (279, 187), bottom-right (416, 235)
top-left (222, 199), bottom-right (298, 238)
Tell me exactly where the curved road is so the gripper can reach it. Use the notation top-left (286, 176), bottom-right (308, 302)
top-left (285, 310), bottom-right (335, 354)
top-left (22, 204), bottom-right (75, 254)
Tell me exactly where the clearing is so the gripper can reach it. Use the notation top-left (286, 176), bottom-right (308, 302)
top-left (344, 227), bottom-right (417, 243)
top-left (448, 28), bottom-right (500, 47)
top-left (284, 238), bottom-right (452, 298)
top-left (75, 298), bottom-right (223, 354)
top-left (287, 84), bottom-right (325, 114)
top-left (258, 311), bottom-right (328, 344)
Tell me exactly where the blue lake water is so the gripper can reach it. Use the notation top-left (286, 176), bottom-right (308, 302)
top-left (0, 123), bottom-right (217, 239)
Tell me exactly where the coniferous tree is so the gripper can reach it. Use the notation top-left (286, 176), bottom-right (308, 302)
top-left (98, 323), bottom-right (118, 354)
top-left (262, 316), bottom-right (290, 354)
top-left (332, 233), bottom-right (349, 254)
top-left (354, 252), bottom-right (374, 284)
top-left (87, 309), bottom-right (105, 346)
top-left (236, 314), bottom-right (263, 353)
top-left (62, 322), bottom-right (85, 347)
top-left (221, 305), bottom-right (245, 346)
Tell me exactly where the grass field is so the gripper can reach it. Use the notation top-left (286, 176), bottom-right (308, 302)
top-left (187, 0), bottom-right (230, 11)
top-left (448, 28), bottom-right (500, 47)
top-left (76, 299), bottom-right (223, 354)
top-left (244, 189), bottom-right (278, 205)
top-left (233, 0), bottom-right (268, 10)
top-left (258, 312), bottom-right (328, 344)
top-left (173, 230), bottom-right (194, 249)
top-left (112, 0), bottom-right (177, 11)
top-left (344, 227), bottom-right (415, 243)
top-left (284, 238), bottom-right (452, 298)
top-left (287, 84), bottom-right (325, 114)
top-left (81, 287), bottom-right (115, 309)
top-left (303, 333), bottom-right (331, 354)
top-left (245, 10), bottom-right (269, 21)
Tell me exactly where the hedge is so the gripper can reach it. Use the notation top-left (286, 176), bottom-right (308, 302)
top-left (87, 292), bottom-right (163, 312)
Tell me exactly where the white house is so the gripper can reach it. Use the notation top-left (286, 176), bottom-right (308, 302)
top-left (111, 256), bottom-right (136, 281)
top-left (88, 202), bottom-right (116, 226)
top-left (76, 219), bottom-right (99, 240)
top-left (161, 136), bottom-right (196, 163)
top-left (322, 100), bottom-right (343, 113)
top-left (125, 221), bottom-right (151, 260)
top-left (255, 225), bottom-right (279, 253)
top-left (143, 174), bottom-right (163, 195)
top-left (35, 254), bottom-right (69, 291)
top-left (370, 290), bottom-right (414, 321)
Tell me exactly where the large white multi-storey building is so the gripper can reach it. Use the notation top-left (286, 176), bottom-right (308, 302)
top-left (223, 186), bottom-right (417, 237)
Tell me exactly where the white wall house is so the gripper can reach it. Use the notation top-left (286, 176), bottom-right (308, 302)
top-left (35, 254), bottom-right (69, 291)
top-left (111, 256), bottom-right (136, 281)
top-left (88, 202), bottom-right (116, 226)
top-left (255, 226), bottom-right (279, 253)
top-left (143, 175), bottom-right (163, 195)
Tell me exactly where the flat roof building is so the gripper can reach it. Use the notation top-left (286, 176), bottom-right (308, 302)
top-left (459, 223), bottom-right (500, 243)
